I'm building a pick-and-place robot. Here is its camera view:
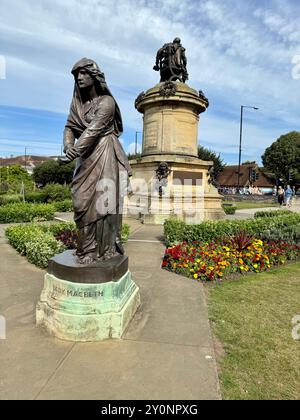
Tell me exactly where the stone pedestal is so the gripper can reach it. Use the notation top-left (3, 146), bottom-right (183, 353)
top-left (136, 82), bottom-right (206, 158)
top-left (125, 82), bottom-right (224, 224)
top-left (124, 155), bottom-right (224, 225)
top-left (36, 251), bottom-right (140, 342)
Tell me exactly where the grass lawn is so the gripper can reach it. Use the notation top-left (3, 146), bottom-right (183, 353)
top-left (208, 263), bottom-right (300, 400)
top-left (233, 201), bottom-right (278, 210)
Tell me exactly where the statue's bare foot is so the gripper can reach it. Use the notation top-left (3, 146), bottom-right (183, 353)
top-left (77, 254), bottom-right (95, 265)
top-left (98, 247), bottom-right (119, 261)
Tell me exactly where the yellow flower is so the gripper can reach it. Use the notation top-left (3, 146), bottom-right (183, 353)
top-left (253, 264), bottom-right (258, 269)
top-left (194, 274), bottom-right (198, 279)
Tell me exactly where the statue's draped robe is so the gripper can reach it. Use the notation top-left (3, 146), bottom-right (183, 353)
top-left (64, 94), bottom-right (132, 259)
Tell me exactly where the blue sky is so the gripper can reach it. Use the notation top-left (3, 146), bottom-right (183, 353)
top-left (0, 0), bottom-right (299, 164)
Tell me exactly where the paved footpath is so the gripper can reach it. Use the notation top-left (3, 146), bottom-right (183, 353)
top-left (0, 222), bottom-right (220, 400)
top-left (227, 198), bottom-right (300, 220)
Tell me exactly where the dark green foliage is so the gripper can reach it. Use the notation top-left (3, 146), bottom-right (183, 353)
top-left (25, 191), bottom-right (46, 203)
top-left (0, 194), bottom-right (22, 205)
top-left (0, 203), bottom-right (55, 223)
top-left (198, 145), bottom-right (226, 182)
top-left (53, 199), bottom-right (73, 212)
top-left (262, 131), bottom-right (300, 184)
top-left (0, 164), bottom-right (34, 194)
top-left (5, 222), bottom-right (131, 269)
top-left (222, 204), bottom-right (237, 215)
top-left (254, 210), bottom-right (293, 219)
top-left (5, 223), bottom-right (68, 268)
top-left (41, 184), bottom-right (72, 202)
top-left (164, 214), bottom-right (300, 247)
top-left (33, 160), bottom-right (75, 186)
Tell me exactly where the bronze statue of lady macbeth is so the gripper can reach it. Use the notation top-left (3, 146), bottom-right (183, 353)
top-left (60, 58), bottom-right (132, 265)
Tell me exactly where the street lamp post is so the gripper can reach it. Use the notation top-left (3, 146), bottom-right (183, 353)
top-left (237, 105), bottom-right (259, 192)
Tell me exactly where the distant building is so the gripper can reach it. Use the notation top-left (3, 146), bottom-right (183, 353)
top-left (0, 155), bottom-right (57, 175)
top-left (218, 163), bottom-right (275, 194)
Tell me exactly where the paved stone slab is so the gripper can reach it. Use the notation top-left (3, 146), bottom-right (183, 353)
top-left (0, 224), bottom-right (220, 400)
top-left (37, 340), bottom-right (219, 400)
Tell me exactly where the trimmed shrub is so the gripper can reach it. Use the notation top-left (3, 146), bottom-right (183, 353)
top-left (164, 214), bottom-right (300, 247)
top-left (25, 233), bottom-right (65, 268)
top-left (25, 191), bottom-right (47, 203)
top-left (6, 225), bottom-right (44, 254)
top-left (121, 224), bottom-right (130, 242)
top-left (42, 184), bottom-right (72, 202)
top-left (254, 210), bottom-right (293, 218)
top-left (6, 225), bottom-right (65, 268)
top-left (0, 194), bottom-right (22, 205)
top-left (46, 221), bottom-right (77, 236)
top-left (0, 203), bottom-right (55, 224)
top-left (6, 221), bottom-right (130, 269)
top-left (53, 199), bottom-right (73, 213)
top-left (222, 204), bottom-right (237, 215)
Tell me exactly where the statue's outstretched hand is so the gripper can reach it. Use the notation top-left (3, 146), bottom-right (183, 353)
top-left (58, 147), bottom-right (78, 165)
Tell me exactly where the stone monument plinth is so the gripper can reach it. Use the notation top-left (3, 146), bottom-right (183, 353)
top-left (124, 82), bottom-right (224, 224)
top-left (36, 251), bottom-right (140, 342)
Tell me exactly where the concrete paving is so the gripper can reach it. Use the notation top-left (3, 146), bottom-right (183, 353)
top-left (0, 221), bottom-right (220, 400)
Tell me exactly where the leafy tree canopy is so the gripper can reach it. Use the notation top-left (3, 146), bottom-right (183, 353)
top-left (0, 164), bottom-right (33, 193)
top-left (198, 145), bottom-right (226, 181)
top-left (262, 131), bottom-right (300, 184)
top-left (33, 160), bottom-right (75, 186)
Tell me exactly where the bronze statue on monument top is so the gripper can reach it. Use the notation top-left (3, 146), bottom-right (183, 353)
top-left (153, 37), bottom-right (189, 83)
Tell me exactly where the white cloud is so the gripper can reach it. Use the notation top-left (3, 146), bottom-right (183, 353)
top-left (0, 0), bottom-right (299, 162)
top-left (128, 142), bottom-right (142, 155)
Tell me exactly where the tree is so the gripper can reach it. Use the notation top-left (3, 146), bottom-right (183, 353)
top-left (262, 131), bottom-right (300, 184)
top-left (0, 164), bottom-right (33, 193)
top-left (33, 160), bottom-right (76, 186)
top-left (198, 145), bottom-right (226, 183)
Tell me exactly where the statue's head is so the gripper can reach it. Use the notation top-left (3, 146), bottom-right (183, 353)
top-left (69, 58), bottom-right (124, 134)
top-left (173, 37), bottom-right (181, 44)
top-left (71, 58), bottom-right (106, 91)
top-left (158, 161), bottom-right (169, 173)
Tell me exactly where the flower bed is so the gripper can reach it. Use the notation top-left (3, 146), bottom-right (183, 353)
top-left (162, 233), bottom-right (300, 282)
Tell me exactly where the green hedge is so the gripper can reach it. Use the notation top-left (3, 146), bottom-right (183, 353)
top-left (42, 184), bottom-right (72, 202)
top-left (0, 194), bottom-right (22, 205)
top-left (254, 210), bottom-right (293, 218)
top-left (6, 221), bottom-right (130, 269)
top-left (5, 222), bottom-right (76, 268)
top-left (222, 204), bottom-right (237, 215)
top-left (0, 203), bottom-right (55, 224)
top-left (53, 199), bottom-right (73, 212)
top-left (164, 214), bottom-right (300, 247)
top-left (25, 191), bottom-right (46, 203)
